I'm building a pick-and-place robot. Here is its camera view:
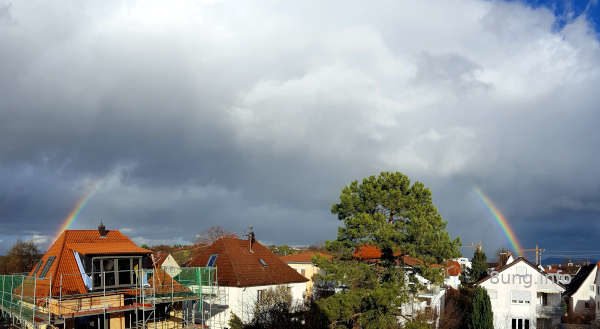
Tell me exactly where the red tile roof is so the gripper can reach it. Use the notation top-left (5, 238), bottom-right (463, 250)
top-left (445, 260), bottom-right (461, 276)
top-left (353, 245), bottom-right (382, 260)
top-left (152, 251), bottom-right (170, 267)
top-left (188, 237), bottom-right (308, 287)
top-left (280, 251), bottom-right (332, 263)
top-left (401, 255), bottom-right (427, 267)
top-left (27, 230), bottom-right (152, 297)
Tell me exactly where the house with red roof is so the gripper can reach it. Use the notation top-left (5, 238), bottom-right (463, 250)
top-left (188, 233), bottom-right (308, 325)
top-left (280, 251), bottom-right (332, 298)
top-left (13, 224), bottom-right (198, 329)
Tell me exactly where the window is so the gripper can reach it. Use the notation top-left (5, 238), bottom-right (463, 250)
top-left (32, 260), bottom-right (43, 276)
top-left (301, 269), bottom-right (306, 276)
top-left (592, 285), bottom-right (595, 292)
top-left (511, 291), bottom-right (531, 304)
top-left (40, 256), bottom-right (56, 278)
top-left (206, 254), bottom-right (218, 267)
top-left (585, 302), bottom-right (591, 309)
top-left (259, 258), bottom-right (268, 267)
top-left (257, 289), bottom-right (266, 302)
top-left (512, 319), bottom-right (530, 329)
top-left (91, 256), bottom-right (140, 290)
top-left (487, 289), bottom-right (498, 299)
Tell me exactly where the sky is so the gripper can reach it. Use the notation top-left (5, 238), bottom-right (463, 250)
top-left (1, 0), bottom-right (600, 260)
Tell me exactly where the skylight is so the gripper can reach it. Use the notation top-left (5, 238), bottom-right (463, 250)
top-left (40, 256), bottom-right (56, 279)
top-left (259, 258), bottom-right (268, 267)
top-left (32, 260), bottom-right (43, 276)
top-left (206, 254), bottom-right (218, 267)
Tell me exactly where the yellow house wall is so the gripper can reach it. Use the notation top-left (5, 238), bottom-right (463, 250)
top-left (287, 263), bottom-right (321, 297)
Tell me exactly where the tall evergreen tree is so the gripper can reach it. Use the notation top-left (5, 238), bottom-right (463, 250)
top-left (468, 248), bottom-right (488, 283)
top-left (316, 172), bottom-right (461, 329)
top-left (467, 287), bottom-right (494, 329)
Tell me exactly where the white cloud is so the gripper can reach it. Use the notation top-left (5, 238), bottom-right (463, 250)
top-left (1, 0), bottom-right (600, 253)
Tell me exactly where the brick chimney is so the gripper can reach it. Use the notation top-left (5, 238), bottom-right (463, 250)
top-left (248, 227), bottom-right (255, 253)
top-left (98, 221), bottom-right (108, 237)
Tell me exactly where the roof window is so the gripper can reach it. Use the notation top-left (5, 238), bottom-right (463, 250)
top-left (207, 254), bottom-right (218, 267)
top-left (40, 256), bottom-right (56, 279)
top-left (259, 258), bottom-right (268, 267)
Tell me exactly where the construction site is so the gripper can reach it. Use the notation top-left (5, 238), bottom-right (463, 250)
top-left (0, 266), bottom-right (227, 329)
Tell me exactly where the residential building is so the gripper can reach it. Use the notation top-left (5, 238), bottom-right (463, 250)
top-left (0, 224), bottom-right (216, 329)
top-left (444, 260), bottom-right (462, 289)
top-left (563, 263), bottom-right (597, 324)
top-left (152, 251), bottom-right (181, 278)
top-left (478, 257), bottom-right (565, 329)
top-left (188, 234), bottom-right (308, 327)
top-left (280, 251), bottom-right (331, 298)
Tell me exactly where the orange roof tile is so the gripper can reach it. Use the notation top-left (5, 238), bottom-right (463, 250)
top-left (353, 245), bottom-right (382, 260)
top-left (445, 260), bottom-right (461, 277)
top-left (68, 242), bottom-right (150, 255)
top-left (280, 251), bottom-right (332, 263)
top-left (188, 237), bottom-right (308, 287)
top-left (27, 229), bottom-right (152, 296)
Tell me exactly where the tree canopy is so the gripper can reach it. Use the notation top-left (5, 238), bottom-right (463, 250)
top-left (468, 248), bottom-right (488, 283)
top-left (0, 240), bottom-right (41, 274)
top-left (329, 171), bottom-right (461, 263)
top-left (466, 287), bottom-right (494, 329)
top-left (316, 172), bottom-right (461, 329)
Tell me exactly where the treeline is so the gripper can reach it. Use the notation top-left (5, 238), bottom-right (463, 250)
top-left (0, 240), bottom-right (41, 274)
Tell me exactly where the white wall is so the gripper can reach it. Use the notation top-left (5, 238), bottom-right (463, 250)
top-left (570, 266), bottom-right (597, 317)
top-left (480, 260), bottom-right (564, 329)
top-left (214, 282), bottom-right (307, 328)
top-left (160, 255), bottom-right (181, 277)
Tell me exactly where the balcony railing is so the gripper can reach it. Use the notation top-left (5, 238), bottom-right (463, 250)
top-left (536, 304), bottom-right (563, 318)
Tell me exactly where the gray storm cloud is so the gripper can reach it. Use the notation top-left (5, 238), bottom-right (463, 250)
top-left (0, 0), bottom-right (599, 254)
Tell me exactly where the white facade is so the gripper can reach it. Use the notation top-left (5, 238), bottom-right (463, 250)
top-left (160, 254), bottom-right (181, 277)
top-left (479, 258), bottom-right (565, 329)
top-left (210, 282), bottom-right (307, 328)
top-left (444, 275), bottom-right (460, 289)
top-left (399, 270), bottom-right (445, 328)
top-left (568, 265), bottom-right (597, 320)
top-left (454, 257), bottom-right (472, 271)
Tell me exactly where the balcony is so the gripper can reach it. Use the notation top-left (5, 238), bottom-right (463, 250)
top-left (536, 304), bottom-right (563, 318)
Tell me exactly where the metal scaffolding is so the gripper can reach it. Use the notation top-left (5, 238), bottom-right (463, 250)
top-left (0, 266), bottom-right (225, 329)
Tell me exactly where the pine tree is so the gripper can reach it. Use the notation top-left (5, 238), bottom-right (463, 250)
top-left (468, 248), bottom-right (488, 283)
top-left (467, 287), bottom-right (494, 329)
top-left (316, 172), bottom-right (461, 329)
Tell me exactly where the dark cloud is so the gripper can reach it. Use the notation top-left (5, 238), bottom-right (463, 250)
top-left (1, 1), bottom-right (600, 257)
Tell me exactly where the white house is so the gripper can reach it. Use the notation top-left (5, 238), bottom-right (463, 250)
top-left (152, 251), bottom-right (182, 278)
top-left (478, 257), bottom-right (565, 329)
top-left (563, 263), bottom-right (596, 323)
top-left (398, 256), bottom-right (446, 329)
top-left (188, 235), bottom-right (308, 328)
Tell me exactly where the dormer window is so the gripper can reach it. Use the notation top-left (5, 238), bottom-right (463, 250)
top-left (207, 254), bottom-right (218, 267)
top-left (91, 256), bottom-right (142, 290)
top-left (259, 258), bottom-right (268, 267)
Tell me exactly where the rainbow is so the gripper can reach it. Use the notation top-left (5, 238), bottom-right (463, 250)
top-left (474, 187), bottom-right (523, 256)
top-left (54, 183), bottom-right (97, 240)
